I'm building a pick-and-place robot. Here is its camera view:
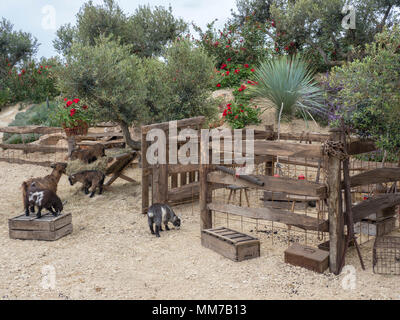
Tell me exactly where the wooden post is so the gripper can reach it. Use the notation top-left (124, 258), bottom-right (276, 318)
top-left (67, 136), bottom-right (76, 158)
top-left (327, 128), bottom-right (345, 274)
top-left (141, 131), bottom-right (149, 214)
top-left (200, 134), bottom-right (212, 230)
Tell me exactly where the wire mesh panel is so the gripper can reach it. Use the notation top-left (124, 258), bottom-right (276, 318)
top-left (373, 236), bottom-right (400, 275)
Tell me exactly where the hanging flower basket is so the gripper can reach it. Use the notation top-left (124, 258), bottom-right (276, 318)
top-left (63, 120), bottom-right (89, 137)
top-left (53, 98), bottom-right (93, 137)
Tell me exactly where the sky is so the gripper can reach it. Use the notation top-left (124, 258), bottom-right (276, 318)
top-left (1, 0), bottom-right (237, 59)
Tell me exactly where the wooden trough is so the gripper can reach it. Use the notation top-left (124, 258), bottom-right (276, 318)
top-left (9, 213), bottom-right (72, 241)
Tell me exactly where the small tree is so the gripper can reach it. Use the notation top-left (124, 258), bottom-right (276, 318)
top-left (56, 37), bottom-right (148, 150)
top-left (0, 18), bottom-right (39, 86)
top-left (328, 25), bottom-right (400, 159)
top-left (54, 0), bottom-right (187, 58)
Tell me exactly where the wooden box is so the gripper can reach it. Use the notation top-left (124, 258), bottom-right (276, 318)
top-left (354, 217), bottom-right (396, 237)
top-left (284, 243), bottom-right (329, 273)
top-left (365, 206), bottom-right (397, 222)
top-left (9, 213), bottom-right (72, 241)
top-left (201, 227), bottom-right (260, 262)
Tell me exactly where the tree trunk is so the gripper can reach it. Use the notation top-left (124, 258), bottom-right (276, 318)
top-left (119, 121), bottom-right (141, 150)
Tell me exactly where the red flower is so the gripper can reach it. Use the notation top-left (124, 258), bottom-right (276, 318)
top-left (234, 69), bottom-right (240, 74)
top-left (216, 83), bottom-right (222, 88)
top-left (272, 21), bottom-right (276, 28)
top-left (285, 46), bottom-right (289, 51)
top-left (82, 105), bottom-right (88, 110)
top-left (38, 71), bottom-right (42, 74)
top-left (251, 68), bottom-right (255, 72)
top-left (64, 98), bottom-right (68, 101)
top-left (227, 58), bottom-right (232, 62)
top-left (214, 41), bottom-right (220, 46)
top-left (225, 45), bottom-right (230, 48)
top-left (235, 115), bottom-right (239, 119)
top-left (73, 98), bottom-right (80, 104)
top-left (244, 64), bottom-right (249, 68)
top-left (69, 108), bottom-right (76, 117)
top-left (225, 71), bottom-right (230, 76)
top-left (275, 48), bottom-right (279, 52)
top-left (22, 69), bottom-right (26, 74)
top-left (66, 101), bottom-right (73, 107)
top-left (221, 63), bottom-right (227, 69)
top-left (227, 103), bottom-right (232, 107)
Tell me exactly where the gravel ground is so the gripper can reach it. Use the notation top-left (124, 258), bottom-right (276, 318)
top-left (0, 161), bottom-right (400, 300)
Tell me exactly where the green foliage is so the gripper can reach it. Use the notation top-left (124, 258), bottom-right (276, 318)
top-left (231, 0), bottom-right (273, 25)
top-left (151, 40), bottom-right (218, 122)
top-left (215, 62), bottom-right (256, 89)
top-left (222, 102), bottom-right (261, 129)
top-left (328, 25), bottom-right (400, 153)
top-left (4, 58), bottom-right (60, 104)
top-left (51, 98), bottom-right (93, 129)
top-left (0, 18), bottom-right (39, 84)
top-left (248, 55), bottom-right (325, 122)
top-left (194, 15), bottom-right (271, 69)
top-left (54, 0), bottom-right (187, 58)
top-left (56, 36), bottom-right (148, 126)
top-left (268, 0), bottom-right (400, 71)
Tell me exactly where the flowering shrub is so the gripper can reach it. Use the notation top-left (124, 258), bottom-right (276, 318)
top-left (215, 61), bottom-right (256, 89)
top-left (194, 16), bottom-right (269, 68)
top-left (52, 98), bottom-right (92, 129)
top-left (4, 59), bottom-right (60, 104)
top-left (222, 102), bottom-right (261, 129)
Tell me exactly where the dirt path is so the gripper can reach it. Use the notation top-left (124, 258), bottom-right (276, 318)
top-left (0, 162), bottom-right (399, 300)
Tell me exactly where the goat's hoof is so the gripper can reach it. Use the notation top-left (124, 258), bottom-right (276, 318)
top-left (156, 234), bottom-right (160, 238)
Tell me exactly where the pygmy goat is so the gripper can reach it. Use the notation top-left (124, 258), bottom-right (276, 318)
top-left (28, 187), bottom-right (63, 218)
top-left (68, 170), bottom-right (105, 198)
top-left (70, 144), bottom-right (105, 164)
top-left (147, 203), bottom-right (181, 237)
top-left (22, 163), bottom-right (67, 216)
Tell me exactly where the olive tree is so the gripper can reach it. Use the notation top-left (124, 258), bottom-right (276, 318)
top-left (56, 37), bottom-right (148, 150)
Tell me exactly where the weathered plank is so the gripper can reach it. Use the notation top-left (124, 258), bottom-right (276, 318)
top-left (252, 140), bottom-right (322, 158)
top-left (208, 202), bottom-right (329, 232)
top-left (141, 116), bottom-right (205, 134)
top-left (0, 143), bottom-right (68, 153)
top-left (345, 168), bottom-right (400, 188)
top-left (277, 132), bottom-right (330, 143)
top-left (0, 157), bottom-right (53, 167)
top-left (351, 194), bottom-right (400, 223)
top-left (0, 126), bottom-right (63, 134)
top-left (207, 171), bottom-right (327, 198)
top-left (347, 139), bottom-right (378, 155)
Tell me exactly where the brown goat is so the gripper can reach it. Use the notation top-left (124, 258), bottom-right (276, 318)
top-left (69, 144), bottom-right (105, 164)
top-left (22, 163), bottom-right (67, 215)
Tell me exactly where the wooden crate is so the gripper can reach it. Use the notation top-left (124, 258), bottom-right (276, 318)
top-left (365, 206), bottom-right (397, 222)
top-left (9, 213), bottom-right (72, 241)
top-left (201, 227), bottom-right (260, 262)
top-left (354, 217), bottom-right (397, 237)
top-left (284, 243), bottom-right (329, 273)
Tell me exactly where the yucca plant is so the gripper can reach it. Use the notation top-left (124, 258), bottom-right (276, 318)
top-left (248, 55), bottom-right (325, 140)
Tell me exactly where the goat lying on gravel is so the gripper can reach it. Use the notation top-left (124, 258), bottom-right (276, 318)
top-left (28, 186), bottom-right (63, 218)
top-left (22, 163), bottom-right (67, 216)
top-left (68, 170), bottom-right (105, 198)
top-left (70, 144), bottom-right (105, 164)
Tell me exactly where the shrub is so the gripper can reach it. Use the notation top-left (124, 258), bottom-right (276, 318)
top-left (52, 98), bottom-right (93, 129)
top-left (328, 25), bottom-right (400, 154)
top-left (4, 59), bottom-right (60, 104)
top-left (222, 102), bottom-right (261, 129)
top-left (154, 40), bottom-right (218, 122)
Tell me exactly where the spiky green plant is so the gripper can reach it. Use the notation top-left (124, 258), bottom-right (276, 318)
top-left (248, 55), bottom-right (325, 140)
